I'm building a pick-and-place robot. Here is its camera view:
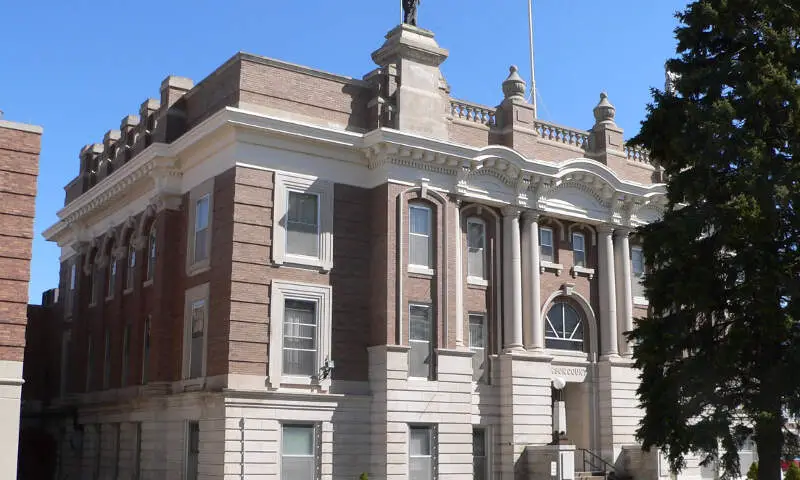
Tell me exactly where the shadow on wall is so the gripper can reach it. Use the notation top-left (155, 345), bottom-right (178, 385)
top-left (18, 426), bottom-right (57, 480)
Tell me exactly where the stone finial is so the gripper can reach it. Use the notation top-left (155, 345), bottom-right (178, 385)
top-left (593, 92), bottom-right (616, 126)
top-left (502, 65), bottom-right (527, 101)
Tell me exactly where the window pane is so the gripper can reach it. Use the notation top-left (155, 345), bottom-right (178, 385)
top-left (467, 221), bottom-right (485, 249)
top-left (631, 248), bottom-right (644, 276)
top-left (468, 315), bottom-right (485, 349)
top-left (545, 301), bottom-right (585, 351)
top-left (190, 336), bottom-right (203, 378)
top-left (572, 233), bottom-right (584, 251)
top-left (409, 427), bottom-right (431, 455)
top-left (409, 341), bottom-right (431, 378)
top-left (410, 458), bottom-right (432, 480)
top-left (282, 457), bottom-right (314, 480)
top-left (283, 300), bottom-right (317, 376)
top-left (410, 206), bottom-right (430, 235)
top-left (409, 306), bottom-right (431, 341)
top-left (540, 227), bottom-right (554, 262)
top-left (194, 229), bottom-right (208, 263)
top-left (287, 192), bottom-right (320, 257)
top-left (195, 197), bottom-right (209, 231)
top-left (147, 226), bottom-right (157, 281)
top-left (468, 248), bottom-right (485, 278)
top-left (283, 425), bottom-right (314, 455)
top-left (409, 235), bottom-right (430, 267)
top-left (472, 429), bottom-right (486, 457)
top-left (573, 233), bottom-right (586, 267)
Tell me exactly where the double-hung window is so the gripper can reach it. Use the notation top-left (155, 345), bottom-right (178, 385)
top-left (467, 218), bottom-right (486, 281)
top-left (281, 424), bottom-right (317, 480)
top-left (468, 313), bottom-right (487, 382)
top-left (90, 252), bottom-right (100, 305)
top-left (409, 205), bottom-right (432, 271)
top-left (409, 304), bottom-right (433, 379)
top-left (540, 227), bottom-right (554, 263)
top-left (273, 172), bottom-right (333, 270)
top-left (287, 191), bottom-right (320, 258)
top-left (268, 281), bottom-right (332, 388)
top-left (183, 283), bottom-right (209, 380)
top-left (283, 300), bottom-right (318, 377)
top-left (409, 426), bottom-right (436, 480)
top-left (193, 195), bottom-right (210, 264)
top-left (106, 254), bottom-right (117, 299)
top-left (125, 243), bottom-right (136, 291)
top-left (572, 232), bottom-right (586, 267)
top-left (65, 262), bottom-right (76, 317)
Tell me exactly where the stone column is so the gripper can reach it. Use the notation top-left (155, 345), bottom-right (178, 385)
top-left (598, 225), bottom-right (619, 358)
top-left (614, 229), bottom-right (634, 357)
top-left (502, 206), bottom-right (524, 351)
top-left (522, 212), bottom-right (544, 351)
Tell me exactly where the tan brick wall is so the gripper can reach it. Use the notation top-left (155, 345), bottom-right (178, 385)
top-left (0, 124), bottom-right (40, 362)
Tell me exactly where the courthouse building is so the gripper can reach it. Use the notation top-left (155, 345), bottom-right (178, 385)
top-left (37, 21), bottom-right (702, 480)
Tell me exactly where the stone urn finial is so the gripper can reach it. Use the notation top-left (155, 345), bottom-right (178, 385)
top-left (502, 65), bottom-right (527, 101)
top-left (593, 92), bottom-right (616, 126)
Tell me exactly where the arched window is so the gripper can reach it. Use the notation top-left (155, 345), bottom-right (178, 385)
top-left (545, 300), bottom-right (585, 351)
top-left (90, 250), bottom-right (100, 305)
top-left (106, 241), bottom-right (116, 299)
top-left (146, 223), bottom-right (157, 282)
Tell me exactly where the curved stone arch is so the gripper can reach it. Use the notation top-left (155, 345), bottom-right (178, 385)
top-left (540, 286), bottom-right (599, 356)
top-left (553, 158), bottom-right (627, 191)
top-left (544, 179), bottom-right (611, 211)
top-left (82, 237), bottom-right (101, 275)
top-left (135, 203), bottom-right (158, 242)
top-left (395, 184), bottom-right (449, 347)
top-left (567, 221), bottom-right (597, 246)
top-left (539, 216), bottom-right (566, 242)
top-left (115, 215), bottom-right (137, 246)
top-left (473, 145), bottom-right (529, 170)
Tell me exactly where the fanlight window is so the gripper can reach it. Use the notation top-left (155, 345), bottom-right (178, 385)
top-left (545, 301), bottom-right (585, 352)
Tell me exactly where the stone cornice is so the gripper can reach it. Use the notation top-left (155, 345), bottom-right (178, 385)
top-left (44, 106), bottom-right (667, 246)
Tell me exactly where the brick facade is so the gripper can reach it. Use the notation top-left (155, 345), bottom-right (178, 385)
top-left (31, 22), bottom-right (675, 480)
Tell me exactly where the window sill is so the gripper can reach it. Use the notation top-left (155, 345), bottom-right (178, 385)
top-left (633, 296), bottom-right (649, 306)
top-left (88, 302), bottom-right (97, 309)
top-left (105, 295), bottom-right (114, 303)
top-left (467, 276), bottom-right (489, 287)
top-left (408, 265), bottom-right (435, 276)
top-left (278, 254), bottom-right (331, 273)
top-left (571, 266), bottom-right (595, 280)
top-left (143, 279), bottom-right (153, 288)
top-left (540, 261), bottom-right (564, 275)
top-left (186, 264), bottom-right (211, 277)
top-left (123, 288), bottom-right (133, 296)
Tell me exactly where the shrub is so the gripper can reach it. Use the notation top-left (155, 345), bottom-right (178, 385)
top-left (359, 473), bottom-right (368, 480)
top-left (746, 462), bottom-right (758, 480)
top-left (785, 463), bottom-right (800, 480)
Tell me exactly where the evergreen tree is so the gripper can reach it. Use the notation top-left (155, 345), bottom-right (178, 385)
top-left (626, 1), bottom-right (800, 480)
top-left (749, 463), bottom-right (760, 480)
top-left (785, 464), bottom-right (800, 480)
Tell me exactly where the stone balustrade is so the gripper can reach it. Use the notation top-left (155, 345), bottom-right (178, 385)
top-left (534, 120), bottom-right (591, 149)
top-left (449, 99), bottom-right (497, 126)
top-left (624, 144), bottom-right (651, 163)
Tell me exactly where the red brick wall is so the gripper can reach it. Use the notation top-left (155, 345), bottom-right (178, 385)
top-left (0, 124), bottom-right (40, 362)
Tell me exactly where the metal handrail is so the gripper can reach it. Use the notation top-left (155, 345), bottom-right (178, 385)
top-left (577, 448), bottom-right (616, 476)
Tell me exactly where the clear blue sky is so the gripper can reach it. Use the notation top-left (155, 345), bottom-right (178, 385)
top-left (0, 0), bottom-right (689, 304)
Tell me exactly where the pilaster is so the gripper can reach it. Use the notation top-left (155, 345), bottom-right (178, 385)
top-left (597, 225), bottom-right (618, 359)
top-left (501, 206), bottom-right (523, 351)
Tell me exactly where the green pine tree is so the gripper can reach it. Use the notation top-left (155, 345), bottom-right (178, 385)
top-left (748, 463), bottom-right (759, 480)
top-left (785, 464), bottom-right (800, 480)
top-left (625, 1), bottom-right (800, 480)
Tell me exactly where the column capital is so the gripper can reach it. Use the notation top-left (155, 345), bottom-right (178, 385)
top-left (521, 210), bottom-right (541, 224)
top-left (596, 224), bottom-right (615, 235)
top-left (613, 226), bottom-right (634, 238)
top-left (501, 205), bottom-right (521, 218)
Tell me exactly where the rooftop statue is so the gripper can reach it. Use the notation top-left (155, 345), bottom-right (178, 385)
top-left (402, 0), bottom-right (421, 26)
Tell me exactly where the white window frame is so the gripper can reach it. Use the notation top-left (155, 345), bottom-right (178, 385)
top-left (572, 232), bottom-right (586, 267)
top-left (182, 283), bottom-right (209, 380)
top-left (540, 226), bottom-right (555, 263)
top-left (272, 171), bottom-right (333, 271)
top-left (408, 204), bottom-right (434, 275)
top-left (279, 423), bottom-right (320, 480)
top-left (466, 217), bottom-right (487, 284)
top-left (187, 179), bottom-right (214, 275)
top-left (269, 281), bottom-right (332, 388)
top-left (468, 312), bottom-right (488, 383)
top-left (408, 425), bottom-right (437, 480)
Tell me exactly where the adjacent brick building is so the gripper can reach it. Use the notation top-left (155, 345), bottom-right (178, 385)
top-left (33, 22), bottom-right (712, 480)
top-left (0, 115), bottom-right (42, 479)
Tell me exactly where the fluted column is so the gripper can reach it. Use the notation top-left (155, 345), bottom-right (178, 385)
top-left (598, 225), bottom-right (619, 358)
top-left (614, 228), bottom-right (634, 356)
top-left (522, 212), bottom-right (543, 350)
top-left (502, 206), bottom-right (524, 351)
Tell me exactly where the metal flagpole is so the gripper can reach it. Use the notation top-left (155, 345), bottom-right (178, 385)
top-left (528, 0), bottom-right (537, 118)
